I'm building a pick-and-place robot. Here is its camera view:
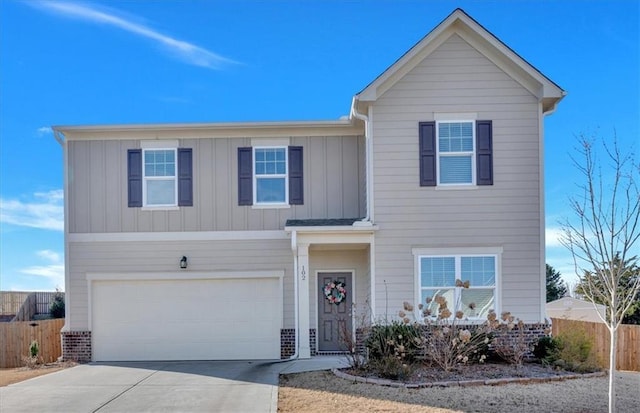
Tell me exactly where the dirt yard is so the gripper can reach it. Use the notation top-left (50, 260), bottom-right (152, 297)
top-left (278, 369), bottom-right (640, 413)
top-left (0, 362), bottom-right (76, 387)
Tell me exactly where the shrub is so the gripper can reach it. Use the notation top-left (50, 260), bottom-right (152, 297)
top-left (367, 356), bottom-right (414, 380)
top-left (407, 296), bottom-right (491, 371)
top-left (553, 327), bottom-right (599, 372)
top-left (30, 340), bottom-right (39, 358)
top-left (491, 313), bottom-right (533, 366)
top-left (338, 301), bottom-right (370, 370)
top-left (396, 288), bottom-right (536, 371)
top-left (533, 335), bottom-right (560, 364)
top-left (23, 340), bottom-right (40, 368)
top-left (49, 291), bottom-right (65, 319)
top-left (365, 321), bottom-right (422, 363)
top-left (421, 316), bottom-right (491, 371)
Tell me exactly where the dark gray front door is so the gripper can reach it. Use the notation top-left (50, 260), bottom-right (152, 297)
top-left (317, 272), bottom-right (352, 352)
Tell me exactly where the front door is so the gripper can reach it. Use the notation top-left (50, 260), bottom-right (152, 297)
top-left (317, 272), bottom-right (352, 352)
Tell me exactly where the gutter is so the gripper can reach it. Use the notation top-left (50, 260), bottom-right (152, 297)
top-left (350, 96), bottom-right (372, 224)
top-left (542, 91), bottom-right (567, 116)
top-left (53, 129), bottom-right (65, 146)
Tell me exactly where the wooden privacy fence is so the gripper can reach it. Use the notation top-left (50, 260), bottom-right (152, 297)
top-left (0, 318), bottom-right (65, 368)
top-left (551, 318), bottom-right (639, 372)
top-left (0, 291), bottom-right (62, 316)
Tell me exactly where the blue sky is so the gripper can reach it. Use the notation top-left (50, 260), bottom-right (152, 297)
top-left (0, 0), bottom-right (638, 291)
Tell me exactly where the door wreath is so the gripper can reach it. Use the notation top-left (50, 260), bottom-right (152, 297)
top-left (323, 280), bottom-right (347, 305)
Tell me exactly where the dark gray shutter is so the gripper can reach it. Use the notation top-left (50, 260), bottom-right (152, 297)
top-left (177, 148), bottom-right (193, 206)
top-left (127, 149), bottom-right (142, 207)
top-left (238, 147), bottom-right (253, 205)
top-left (288, 146), bottom-right (303, 205)
top-left (419, 121), bottom-right (437, 186)
top-left (476, 120), bottom-right (493, 186)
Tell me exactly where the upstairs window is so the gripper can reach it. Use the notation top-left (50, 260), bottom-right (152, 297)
top-left (237, 146), bottom-right (303, 207)
top-left (437, 121), bottom-right (474, 185)
top-left (127, 146), bottom-right (192, 208)
top-left (419, 120), bottom-right (493, 187)
top-left (144, 149), bottom-right (177, 206)
top-left (254, 147), bottom-right (287, 204)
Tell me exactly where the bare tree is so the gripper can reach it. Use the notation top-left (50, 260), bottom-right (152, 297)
top-left (560, 133), bottom-right (640, 413)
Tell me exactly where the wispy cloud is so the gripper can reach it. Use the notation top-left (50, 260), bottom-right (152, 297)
top-left (20, 249), bottom-right (65, 289)
top-left (0, 190), bottom-right (64, 231)
top-left (37, 126), bottom-right (52, 136)
top-left (545, 226), bottom-right (564, 248)
top-left (30, 1), bottom-right (237, 70)
top-left (37, 249), bottom-right (62, 263)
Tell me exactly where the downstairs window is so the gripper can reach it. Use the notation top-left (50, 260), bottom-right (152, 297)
top-left (417, 254), bottom-right (498, 320)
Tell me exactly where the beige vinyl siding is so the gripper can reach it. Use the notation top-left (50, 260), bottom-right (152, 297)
top-left (66, 239), bottom-right (292, 331)
top-left (371, 34), bottom-right (544, 322)
top-left (309, 248), bottom-right (370, 328)
top-left (67, 135), bottom-right (365, 233)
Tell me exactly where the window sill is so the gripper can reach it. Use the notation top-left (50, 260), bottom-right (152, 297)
top-left (141, 206), bottom-right (180, 211)
top-left (251, 204), bottom-right (291, 210)
top-left (435, 185), bottom-right (478, 190)
top-left (423, 317), bottom-right (489, 324)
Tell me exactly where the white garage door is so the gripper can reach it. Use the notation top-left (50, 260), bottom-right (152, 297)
top-left (91, 276), bottom-right (282, 361)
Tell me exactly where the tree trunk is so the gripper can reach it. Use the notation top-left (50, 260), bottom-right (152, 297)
top-left (608, 326), bottom-right (616, 413)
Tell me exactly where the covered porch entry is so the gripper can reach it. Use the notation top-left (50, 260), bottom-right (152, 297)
top-left (286, 219), bottom-right (377, 358)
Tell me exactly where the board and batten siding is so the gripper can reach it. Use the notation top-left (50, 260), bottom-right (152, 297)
top-left (371, 34), bottom-right (544, 322)
top-left (67, 135), bottom-right (366, 233)
top-left (66, 239), bottom-right (293, 331)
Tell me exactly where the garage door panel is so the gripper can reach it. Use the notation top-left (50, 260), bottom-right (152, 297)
top-left (92, 277), bottom-right (282, 361)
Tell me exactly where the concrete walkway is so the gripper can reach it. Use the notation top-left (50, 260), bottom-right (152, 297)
top-left (0, 356), bottom-right (348, 413)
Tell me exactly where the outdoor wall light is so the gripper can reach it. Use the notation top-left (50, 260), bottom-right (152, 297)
top-left (180, 256), bottom-right (188, 269)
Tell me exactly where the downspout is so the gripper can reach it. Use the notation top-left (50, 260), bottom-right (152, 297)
top-left (350, 96), bottom-right (372, 224)
top-left (351, 97), bottom-right (377, 325)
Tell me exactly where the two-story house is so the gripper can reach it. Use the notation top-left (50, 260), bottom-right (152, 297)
top-left (53, 9), bottom-right (564, 362)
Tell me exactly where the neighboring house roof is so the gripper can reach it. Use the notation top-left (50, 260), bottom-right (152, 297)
top-left (354, 8), bottom-right (565, 114)
top-left (546, 296), bottom-right (607, 323)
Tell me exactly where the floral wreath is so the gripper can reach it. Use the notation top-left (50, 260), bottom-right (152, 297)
top-left (323, 280), bottom-right (347, 305)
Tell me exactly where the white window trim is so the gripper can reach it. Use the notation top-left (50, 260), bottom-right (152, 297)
top-left (142, 147), bottom-right (178, 208)
top-left (253, 146), bottom-right (289, 206)
top-left (412, 247), bottom-right (502, 321)
top-left (436, 120), bottom-right (476, 186)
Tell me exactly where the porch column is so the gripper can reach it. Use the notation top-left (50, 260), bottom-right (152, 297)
top-left (297, 243), bottom-right (311, 358)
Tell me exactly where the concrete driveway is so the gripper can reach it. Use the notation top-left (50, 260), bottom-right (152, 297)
top-left (0, 357), bottom-right (346, 413)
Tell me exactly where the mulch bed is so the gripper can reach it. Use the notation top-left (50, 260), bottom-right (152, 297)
top-left (339, 362), bottom-right (605, 387)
